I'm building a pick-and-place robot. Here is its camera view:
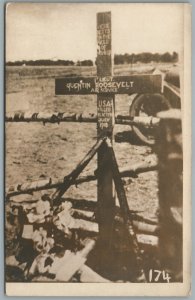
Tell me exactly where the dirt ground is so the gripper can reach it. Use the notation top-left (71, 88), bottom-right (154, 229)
top-left (7, 63), bottom-right (179, 259)
top-left (5, 64), bottom-right (164, 219)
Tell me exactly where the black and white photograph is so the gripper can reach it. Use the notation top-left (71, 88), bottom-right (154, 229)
top-left (5, 3), bottom-right (191, 296)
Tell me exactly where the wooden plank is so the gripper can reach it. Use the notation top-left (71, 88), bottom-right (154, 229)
top-left (96, 11), bottom-right (112, 76)
top-left (6, 160), bottom-right (157, 198)
top-left (79, 265), bottom-right (111, 282)
top-left (137, 234), bottom-right (158, 247)
top-left (50, 239), bottom-right (96, 282)
top-left (105, 138), bottom-right (146, 281)
top-left (96, 12), bottom-right (115, 267)
top-left (51, 137), bottom-right (105, 204)
top-left (114, 216), bottom-right (159, 235)
top-left (5, 111), bottom-right (160, 127)
top-left (72, 208), bottom-right (95, 221)
top-left (55, 74), bottom-right (162, 95)
top-left (97, 94), bottom-right (114, 135)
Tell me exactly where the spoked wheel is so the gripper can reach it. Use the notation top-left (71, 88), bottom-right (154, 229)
top-left (129, 93), bottom-right (171, 145)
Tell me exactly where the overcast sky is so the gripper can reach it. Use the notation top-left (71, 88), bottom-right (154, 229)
top-left (6, 3), bottom-right (184, 62)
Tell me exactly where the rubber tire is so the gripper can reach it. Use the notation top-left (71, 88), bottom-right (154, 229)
top-left (129, 94), bottom-right (171, 145)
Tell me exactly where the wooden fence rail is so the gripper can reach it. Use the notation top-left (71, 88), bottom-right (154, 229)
top-left (5, 111), bottom-right (160, 127)
top-left (6, 160), bottom-right (157, 198)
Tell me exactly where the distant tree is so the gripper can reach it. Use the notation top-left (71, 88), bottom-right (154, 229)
top-left (153, 53), bottom-right (160, 63)
top-left (80, 60), bottom-right (93, 66)
top-left (123, 53), bottom-right (129, 64)
top-left (161, 52), bottom-right (173, 62)
top-left (6, 59), bottom-right (75, 66)
top-left (172, 51), bottom-right (179, 62)
top-left (113, 51), bottom-right (178, 65)
top-left (138, 52), bottom-right (153, 63)
top-left (114, 54), bottom-right (125, 65)
top-left (129, 54), bottom-right (135, 65)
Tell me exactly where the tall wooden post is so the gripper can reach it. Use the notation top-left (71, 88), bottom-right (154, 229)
top-left (156, 109), bottom-right (183, 282)
top-left (96, 12), bottom-right (115, 264)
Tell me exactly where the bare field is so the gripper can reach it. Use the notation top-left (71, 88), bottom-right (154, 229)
top-left (5, 64), bottom-right (173, 221)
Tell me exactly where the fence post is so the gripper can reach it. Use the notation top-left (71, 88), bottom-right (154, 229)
top-left (156, 109), bottom-right (183, 281)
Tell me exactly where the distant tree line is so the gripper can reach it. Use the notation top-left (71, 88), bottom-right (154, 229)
top-left (6, 59), bottom-right (94, 67)
top-left (76, 60), bottom-right (93, 66)
top-left (6, 52), bottom-right (178, 66)
top-left (114, 52), bottom-right (178, 65)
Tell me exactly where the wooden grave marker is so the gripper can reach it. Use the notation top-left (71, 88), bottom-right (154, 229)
top-left (55, 11), bottom-right (162, 257)
top-left (96, 12), bottom-right (115, 257)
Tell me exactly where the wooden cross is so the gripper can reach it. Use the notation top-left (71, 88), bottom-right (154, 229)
top-left (55, 12), bottom-right (161, 252)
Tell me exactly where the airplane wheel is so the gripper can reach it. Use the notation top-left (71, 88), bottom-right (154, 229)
top-left (129, 94), bottom-right (171, 145)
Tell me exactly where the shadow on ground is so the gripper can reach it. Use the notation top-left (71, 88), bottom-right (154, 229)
top-left (115, 130), bottom-right (145, 146)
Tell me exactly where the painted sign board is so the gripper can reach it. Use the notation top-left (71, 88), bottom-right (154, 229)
top-left (55, 74), bottom-right (162, 95)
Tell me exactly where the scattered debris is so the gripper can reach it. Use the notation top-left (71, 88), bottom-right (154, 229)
top-left (6, 190), bottom-right (160, 282)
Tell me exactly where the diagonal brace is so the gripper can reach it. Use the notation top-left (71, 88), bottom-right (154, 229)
top-left (51, 137), bottom-right (106, 204)
top-left (104, 138), bottom-right (147, 282)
